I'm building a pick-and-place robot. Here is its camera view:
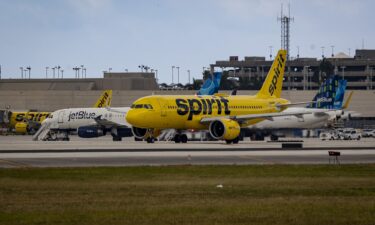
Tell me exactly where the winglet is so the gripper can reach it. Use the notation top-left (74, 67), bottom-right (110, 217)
top-left (93, 90), bottom-right (112, 108)
top-left (256, 50), bottom-right (287, 98)
top-left (342, 91), bottom-right (353, 109)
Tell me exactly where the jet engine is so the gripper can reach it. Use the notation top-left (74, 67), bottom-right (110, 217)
top-left (132, 127), bottom-right (149, 139)
top-left (131, 127), bottom-right (160, 140)
top-left (14, 122), bottom-right (28, 134)
top-left (209, 119), bottom-right (241, 141)
top-left (78, 126), bottom-right (105, 138)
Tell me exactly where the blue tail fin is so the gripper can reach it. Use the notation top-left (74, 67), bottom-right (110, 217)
top-left (307, 75), bottom-right (347, 109)
top-left (197, 72), bottom-right (222, 95)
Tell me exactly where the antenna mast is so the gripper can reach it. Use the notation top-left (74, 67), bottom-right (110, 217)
top-left (278, 3), bottom-right (294, 60)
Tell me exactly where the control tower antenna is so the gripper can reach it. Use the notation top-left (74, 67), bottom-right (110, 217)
top-left (278, 3), bottom-right (294, 60)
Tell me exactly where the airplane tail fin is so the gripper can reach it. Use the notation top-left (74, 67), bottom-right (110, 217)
top-left (256, 50), bottom-right (287, 98)
top-left (307, 75), bottom-right (347, 109)
top-left (93, 90), bottom-right (112, 108)
top-left (197, 72), bottom-right (222, 95)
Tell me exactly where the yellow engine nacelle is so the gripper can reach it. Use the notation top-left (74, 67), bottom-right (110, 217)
top-left (131, 127), bottom-right (161, 139)
top-left (209, 119), bottom-right (241, 141)
top-left (15, 122), bottom-right (28, 134)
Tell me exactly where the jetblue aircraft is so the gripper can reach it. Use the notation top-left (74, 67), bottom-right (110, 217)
top-left (246, 75), bottom-right (352, 140)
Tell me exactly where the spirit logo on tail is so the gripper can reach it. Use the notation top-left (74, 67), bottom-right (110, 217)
top-left (269, 54), bottom-right (286, 96)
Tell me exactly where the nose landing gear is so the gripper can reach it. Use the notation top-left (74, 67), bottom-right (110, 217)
top-left (174, 133), bottom-right (188, 143)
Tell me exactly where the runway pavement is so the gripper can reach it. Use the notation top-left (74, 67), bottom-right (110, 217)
top-left (0, 136), bottom-right (374, 167)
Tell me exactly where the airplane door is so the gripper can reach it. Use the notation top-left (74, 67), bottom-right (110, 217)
top-left (58, 110), bottom-right (65, 123)
top-left (157, 99), bottom-right (168, 117)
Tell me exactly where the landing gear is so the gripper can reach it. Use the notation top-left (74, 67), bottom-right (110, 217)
top-left (270, 134), bottom-right (279, 141)
top-left (146, 137), bottom-right (155, 143)
top-left (112, 136), bottom-right (122, 141)
top-left (225, 137), bottom-right (239, 144)
top-left (174, 134), bottom-right (188, 143)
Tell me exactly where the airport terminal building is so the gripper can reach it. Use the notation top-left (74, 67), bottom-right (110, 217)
top-left (211, 49), bottom-right (375, 90)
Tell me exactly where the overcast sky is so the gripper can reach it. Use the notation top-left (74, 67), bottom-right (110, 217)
top-left (0, 0), bottom-right (373, 83)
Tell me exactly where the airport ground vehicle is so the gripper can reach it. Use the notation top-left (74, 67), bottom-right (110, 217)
top-left (362, 129), bottom-right (375, 138)
top-left (341, 129), bottom-right (362, 140)
top-left (320, 131), bottom-right (340, 140)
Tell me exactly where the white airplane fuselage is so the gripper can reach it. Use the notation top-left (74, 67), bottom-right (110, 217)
top-left (248, 107), bottom-right (341, 129)
top-left (44, 107), bottom-right (129, 130)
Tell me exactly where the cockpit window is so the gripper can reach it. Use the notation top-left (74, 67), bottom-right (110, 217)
top-left (144, 104), bottom-right (153, 109)
top-left (131, 104), bottom-right (153, 109)
top-left (48, 114), bottom-right (53, 119)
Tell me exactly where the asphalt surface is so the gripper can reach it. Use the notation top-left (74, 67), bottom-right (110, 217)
top-left (0, 136), bottom-right (374, 168)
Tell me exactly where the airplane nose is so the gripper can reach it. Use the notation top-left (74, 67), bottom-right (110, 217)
top-left (126, 110), bottom-right (137, 126)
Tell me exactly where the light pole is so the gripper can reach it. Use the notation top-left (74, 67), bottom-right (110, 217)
top-left (331, 45), bottom-right (335, 57)
top-left (370, 67), bottom-right (373, 90)
top-left (308, 68), bottom-right (312, 90)
top-left (176, 66), bottom-right (180, 84)
top-left (341, 66), bottom-right (346, 80)
top-left (61, 69), bottom-right (64, 79)
top-left (155, 69), bottom-right (158, 83)
top-left (297, 45), bottom-right (300, 58)
top-left (45, 67), bottom-right (49, 78)
top-left (83, 68), bottom-right (86, 78)
top-left (52, 67), bottom-right (56, 78)
top-left (304, 66), bottom-right (310, 90)
top-left (81, 65), bottom-right (84, 78)
top-left (57, 66), bottom-right (61, 78)
top-left (321, 46), bottom-right (325, 58)
top-left (108, 68), bottom-right (112, 73)
top-left (187, 70), bottom-right (190, 84)
top-left (171, 66), bottom-right (175, 84)
top-left (73, 67), bottom-right (77, 78)
top-left (269, 46), bottom-right (273, 59)
top-left (20, 67), bottom-right (23, 79)
top-left (26, 66), bottom-right (31, 79)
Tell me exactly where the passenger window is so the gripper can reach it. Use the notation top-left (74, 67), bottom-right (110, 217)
top-left (135, 104), bottom-right (143, 109)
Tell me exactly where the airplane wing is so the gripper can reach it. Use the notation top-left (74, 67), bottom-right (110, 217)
top-left (93, 115), bottom-right (128, 128)
top-left (200, 111), bottom-right (312, 124)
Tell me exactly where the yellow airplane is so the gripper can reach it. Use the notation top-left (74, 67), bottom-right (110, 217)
top-left (6, 90), bottom-right (112, 134)
top-left (126, 50), bottom-right (309, 144)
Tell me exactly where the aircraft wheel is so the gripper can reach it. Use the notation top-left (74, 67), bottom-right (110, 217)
top-left (134, 137), bottom-right (143, 141)
top-left (146, 137), bottom-right (155, 143)
top-left (232, 137), bottom-right (239, 144)
top-left (174, 134), bottom-right (181, 143)
top-left (113, 136), bottom-right (122, 141)
top-left (225, 140), bottom-right (232, 144)
top-left (270, 135), bottom-right (278, 141)
top-left (181, 134), bottom-right (188, 143)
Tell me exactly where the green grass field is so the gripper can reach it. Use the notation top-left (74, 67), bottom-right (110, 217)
top-left (0, 165), bottom-right (374, 225)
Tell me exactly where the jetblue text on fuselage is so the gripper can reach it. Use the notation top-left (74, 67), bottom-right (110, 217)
top-left (68, 111), bottom-right (96, 121)
top-left (176, 97), bottom-right (230, 120)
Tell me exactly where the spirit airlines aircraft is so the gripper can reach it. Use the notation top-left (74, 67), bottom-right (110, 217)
top-left (126, 50), bottom-right (310, 144)
top-left (3, 90), bottom-right (112, 135)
